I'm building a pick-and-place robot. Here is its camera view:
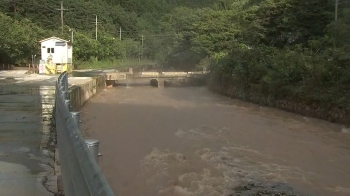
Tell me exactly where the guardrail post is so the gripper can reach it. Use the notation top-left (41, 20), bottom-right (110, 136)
top-left (59, 80), bottom-right (66, 91)
top-left (85, 139), bottom-right (100, 163)
top-left (65, 100), bottom-right (71, 111)
top-left (64, 75), bottom-right (68, 92)
top-left (61, 90), bottom-right (67, 99)
top-left (71, 112), bottom-right (80, 128)
top-left (61, 90), bottom-right (69, 99)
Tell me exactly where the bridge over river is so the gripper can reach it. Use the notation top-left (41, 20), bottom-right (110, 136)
top-left (78, 79), bottom-right (350, 196)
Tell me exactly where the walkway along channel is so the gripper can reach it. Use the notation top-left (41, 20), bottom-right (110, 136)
top-left (55, 72), bottom-right (115, 196)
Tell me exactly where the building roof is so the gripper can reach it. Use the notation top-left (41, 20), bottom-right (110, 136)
top-left (39, 36), bottom-right (68, 43)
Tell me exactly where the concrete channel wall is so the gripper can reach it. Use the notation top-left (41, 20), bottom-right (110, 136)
top-left (55, 73), bottom-right (114, 196)
top-left (68, 75), bottom-right (106, 111)
top-left (54, 75), bottom-right (105, 194)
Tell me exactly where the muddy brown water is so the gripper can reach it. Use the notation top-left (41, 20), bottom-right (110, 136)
top-left (80, 85), bottom-right (350, 196)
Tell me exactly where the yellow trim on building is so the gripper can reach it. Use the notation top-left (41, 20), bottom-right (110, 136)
top-left (44, 63), bottom-right (72, 74)
top-left (45, 64), bottom-right (56, 74)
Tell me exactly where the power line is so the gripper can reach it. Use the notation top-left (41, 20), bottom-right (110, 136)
top-left (4, 1), bottom-right (350, 43)
top-left (56, 1), bottom-right (68, 34)
top-left (118, 27), bottom-right (129, 40)
top-left (93, 15), bottom-right (102, 40)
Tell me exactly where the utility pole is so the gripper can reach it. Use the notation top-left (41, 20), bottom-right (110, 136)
top-left (69, 29), bottom-right (74, 43)
top-left (95, 15), bottom-right (98, 40)
top-left (335, 0), bottom-right (339, 21)
top-left (56, 1), bottom-right (68, 35)
top-left (94, 15), bottom-right (102, 40)
top-left (119, 27), bottom-right (122, 40)
top-left (141, 34), bottom-right (144, 48)
top-left (31, 54), bottom-right (36, 73)
top-left (6, 0), bottom-right (18, 15)
top-left (31, 55), bottom-right (33, 72)
top-left (13, 0), bottom-right (17, 15)
top-left (141, 34), bottom-right (144, 61)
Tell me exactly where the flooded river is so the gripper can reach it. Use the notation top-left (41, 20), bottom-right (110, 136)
top-left (80, 85), bottom-right (350, 196)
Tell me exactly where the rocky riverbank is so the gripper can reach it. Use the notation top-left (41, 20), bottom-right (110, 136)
top-left (233, 182), bottom-right (302, 196)
top-left (208, 75), bottom-right (350, 127)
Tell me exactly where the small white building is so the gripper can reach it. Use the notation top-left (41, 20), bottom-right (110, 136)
top-left (39, 36), bottom-right (73, 74)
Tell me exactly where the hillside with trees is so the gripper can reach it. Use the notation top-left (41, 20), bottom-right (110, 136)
top-left (0, 0), bottom-right (216, 66)
top-left (0, 0), bottom-right (349, 124)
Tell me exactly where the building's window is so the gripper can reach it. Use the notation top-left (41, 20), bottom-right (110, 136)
top-left (55, 42), bottom-right (66, 46)
top-left (47, 48), bottom-right (55, 53)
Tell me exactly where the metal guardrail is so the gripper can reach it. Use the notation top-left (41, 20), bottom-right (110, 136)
top-left (55, 72), bottom-right (115, 196)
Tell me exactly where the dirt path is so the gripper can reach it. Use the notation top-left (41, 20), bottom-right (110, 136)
top-left (80, 86), bottom-right (350, 196)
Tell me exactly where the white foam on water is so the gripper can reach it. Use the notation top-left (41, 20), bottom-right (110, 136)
top-left (341, 126), bottom-right (350, 134)
top-left (325, 186), bottom-right (350, 194)
top-left (141, 125), bottom-right (315, 195)
top-left (17, 147), bottom-right (30, 153)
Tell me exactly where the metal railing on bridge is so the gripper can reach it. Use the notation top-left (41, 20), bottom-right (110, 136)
top-left (55, 72), bottom-right (115, 196)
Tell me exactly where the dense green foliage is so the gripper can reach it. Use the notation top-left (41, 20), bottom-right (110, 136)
top-left (0, 0), bottom-right (349, 111)
top-left (204, 0), bottom-right (350, 111)
top-left (0, 0), bottom-right (216, 66)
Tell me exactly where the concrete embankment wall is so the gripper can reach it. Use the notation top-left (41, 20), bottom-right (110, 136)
top-left (208, 75), bottom-right (350, 127)
top-left (68, 75), bottom-right (106, 111)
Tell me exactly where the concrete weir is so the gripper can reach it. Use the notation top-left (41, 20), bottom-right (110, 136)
top-left (73, 68), bottom-right (208, 88)
top-left (150, 78), bottom-right (165, 88)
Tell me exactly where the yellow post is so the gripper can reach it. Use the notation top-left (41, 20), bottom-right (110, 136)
top-left (63, 64), bottom-right (68, 72)
top-left (45, 64), bottom-right (56, 74)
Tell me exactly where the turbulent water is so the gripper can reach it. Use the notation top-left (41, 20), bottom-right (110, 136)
top-left (80, 85), bottom-right (350, 196)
